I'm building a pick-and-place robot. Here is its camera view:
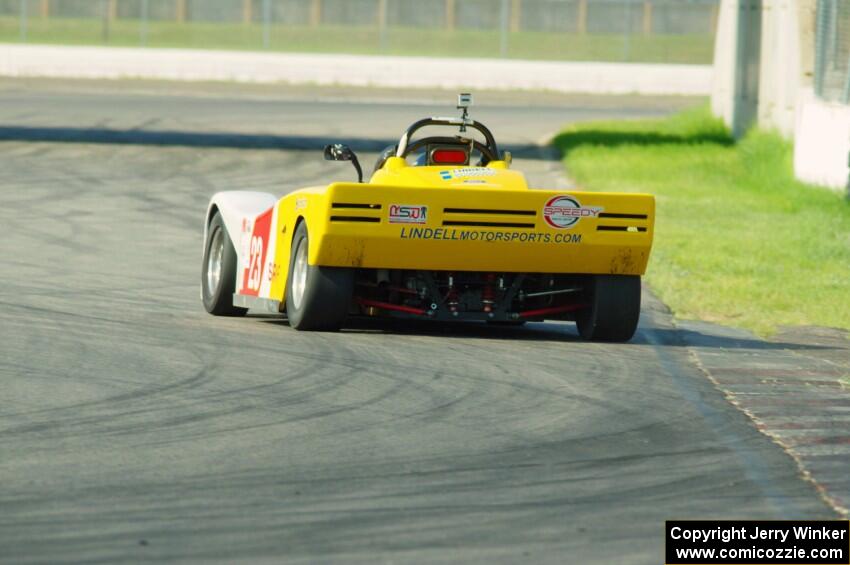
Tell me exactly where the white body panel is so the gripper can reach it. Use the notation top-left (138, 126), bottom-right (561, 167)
top-left (257, 207), bottom-right (279, 298)
top-left (204, 191), bottom-right (278, 247)
top-left (203, 191), bottom-right (278, 298)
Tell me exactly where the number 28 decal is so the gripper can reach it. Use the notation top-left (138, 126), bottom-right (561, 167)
top-left (246, 236), bottom-right (264, 291)
top-left (241, 207), bottom-right (273, 296)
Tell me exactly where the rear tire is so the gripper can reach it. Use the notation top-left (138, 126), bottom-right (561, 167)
top-left (285, 222), bottom-right (354, 331)
top-left (202, 212), bottom-right (247, 317)
top-left (575, 275), bottom-right (641, 342)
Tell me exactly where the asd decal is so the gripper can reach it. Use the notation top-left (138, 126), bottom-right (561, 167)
top-left (543, 195), bottom-right (602, 229)
top-left (389, 204), bottom-right (428, 224)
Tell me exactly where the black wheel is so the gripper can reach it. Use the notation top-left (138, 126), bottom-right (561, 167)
top-left (575, 275), bottom-right (641, 342)
top-left (285, 222), bottom-right (354, 331)
top-left (202, 212), bottom-right (247, 317)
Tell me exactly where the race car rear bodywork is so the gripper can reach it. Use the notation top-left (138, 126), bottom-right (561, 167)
top-left (202, 101), bottom-right (655, 341)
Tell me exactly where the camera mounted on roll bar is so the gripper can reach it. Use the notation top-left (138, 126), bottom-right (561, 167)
top-left (457, 92), bottom-right (473, 132)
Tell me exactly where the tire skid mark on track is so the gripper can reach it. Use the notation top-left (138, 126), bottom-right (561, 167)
top-left (0, 122), bottom-right (838, 563)
top-left (0, 362), bottom-right (215, 437)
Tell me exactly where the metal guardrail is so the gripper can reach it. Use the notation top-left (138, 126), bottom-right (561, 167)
top-left (5, 0), bottom-right (719, 62)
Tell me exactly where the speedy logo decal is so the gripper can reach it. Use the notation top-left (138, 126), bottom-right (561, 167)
top-left (241, 207), bottom-right (273, 296)
top-left (439, 167), bottom-right (496, 180)
top-left (389, 204), bottom-right (428, 224)
top-left (543, 195), bottom-right (602, 229)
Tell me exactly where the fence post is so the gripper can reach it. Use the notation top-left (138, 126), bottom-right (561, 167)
top-left (814, 0), bottom-right (828, 96)
top-left (642, 0), bottom-right (652, 35)
top-left (797, 0), bottom-right (816, 91)
top-left (378, 0), bottom-right (388, 51)
top-left (710, 1), bottom-right (719, 33)
top-left (263, 0), bottom-right (271, 47)
top-left (310, 0), bottom-right (321, 27)
top-left (829, 0), bottom-right (839, 69)
top-left (500, 0), bottom-right (509, 56)
top-left (39, 0), bottom-right (48, 18)
top-left (19, 0), bottom-right (27, 42)
top-left (623, 0), bottom-right (633, 61)
top-left (140, 0), bottom-right (149, 45)
top-left (510, 0), bottom-right (521, 32)
top-left (176, 0), bottom-right (186, 23)
top-left (108, 0), bottom-right (117, 20)
top-left (243, 0), bottom-right (253, 24)
top-left (102, 0), bottom-right (110, 42)
top-left (577, 0), bottom-right (587, 34)
top-left (445, 0), bottom-right (455, 30)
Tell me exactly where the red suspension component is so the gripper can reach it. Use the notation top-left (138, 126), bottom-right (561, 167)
top-left (446, 273), bottom-right (459, 312)
top-left (482, 273), bottom-right (496, 313)
top-left (517, 303), bottom-right (588, 319)
top-left (356, 297), bottom-right (428, 316)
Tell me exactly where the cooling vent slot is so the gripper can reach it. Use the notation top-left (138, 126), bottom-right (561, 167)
top-left (330, 216), bottom-right (380, 223)
top-left (598, 212), bottom-right (648, 220)
top-left (596, 226), bottom-right (647, 232)
top-left (444, 207), bottom-right (535, 216)
top-left (443, 220), bottom-right (535, 229)
top-left (332, 203), bottom-right (382, 210)
top-left (442, 207), bottom-right (536, 228)
top-left (595, 211), bottom-right (648, 233)
top-left (330, 202), bottom-right (381, 223)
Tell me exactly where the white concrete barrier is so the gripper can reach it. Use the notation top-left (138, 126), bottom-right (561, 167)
top-left (794, 88), bottom-right (850, 191)
top-left (0, 44), bottom-right (713, 96)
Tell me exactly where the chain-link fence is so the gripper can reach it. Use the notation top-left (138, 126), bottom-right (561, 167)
top-left (3, 0), bottom-right (718, 63)
top-left (815, 0), bottom-right (850, 102)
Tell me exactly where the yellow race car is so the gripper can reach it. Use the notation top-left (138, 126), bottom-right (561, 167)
top-left (201, 95), bottom-right (654, 342)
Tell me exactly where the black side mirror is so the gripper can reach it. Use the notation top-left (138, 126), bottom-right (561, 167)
top-left (324, 143), bottom-right (363, 183)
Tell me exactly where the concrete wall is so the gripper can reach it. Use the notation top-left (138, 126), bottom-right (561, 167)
top-left (757, 0), bottom-right (799, 137)
top-left (794, 88), bottom-right (850, 189)
top-left (711, 0), bottom-right (762, 137)
top-left (0, 44), bottom-right (713, 96)
top-left (791, 0), bottom-right (850, 191)
top-left (790, 0), bottom-right (850, 191)
top-left (711, 0), bottom-right (737, 126)
top-left (712, 0), bottom-right (849, 191)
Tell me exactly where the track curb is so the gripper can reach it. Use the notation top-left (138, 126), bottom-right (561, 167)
top-left (674, 317), bottom-right (850, 517)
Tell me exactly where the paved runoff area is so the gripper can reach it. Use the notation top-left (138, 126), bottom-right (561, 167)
top-left (0, 79), bottom-right (846, 564)
top-left (0, 44), bottom-right (713, 96)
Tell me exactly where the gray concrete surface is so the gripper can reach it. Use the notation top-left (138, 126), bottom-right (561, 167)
top-left (0, 45), bottom-right (713, 95)
top-left (0, 78), bottom-right (698, 150)
top-left (0, 82), bottom-right (838, 564)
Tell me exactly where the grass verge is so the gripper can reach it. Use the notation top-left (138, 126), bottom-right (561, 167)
top-left (553, 107), bottom-right (850, 335)
top-left (1, 17), bottom-right (714, 63)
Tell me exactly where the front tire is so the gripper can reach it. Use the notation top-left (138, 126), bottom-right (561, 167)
top-left (285, 222), bottom-right (353, 331)
top-left (575, 275), bottom-right (641, 342)
top-left (202, 212), bottom-right (247, 317)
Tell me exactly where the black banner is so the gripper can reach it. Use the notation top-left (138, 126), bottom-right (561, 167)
top-left (666, 521), bottom-right (850, 564)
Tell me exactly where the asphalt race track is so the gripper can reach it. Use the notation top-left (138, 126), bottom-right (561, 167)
top-left (0, 82), bottom-right (838, 564)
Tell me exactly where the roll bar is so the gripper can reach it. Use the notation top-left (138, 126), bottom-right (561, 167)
top-left (395, 117), bottom-right (500, 160)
